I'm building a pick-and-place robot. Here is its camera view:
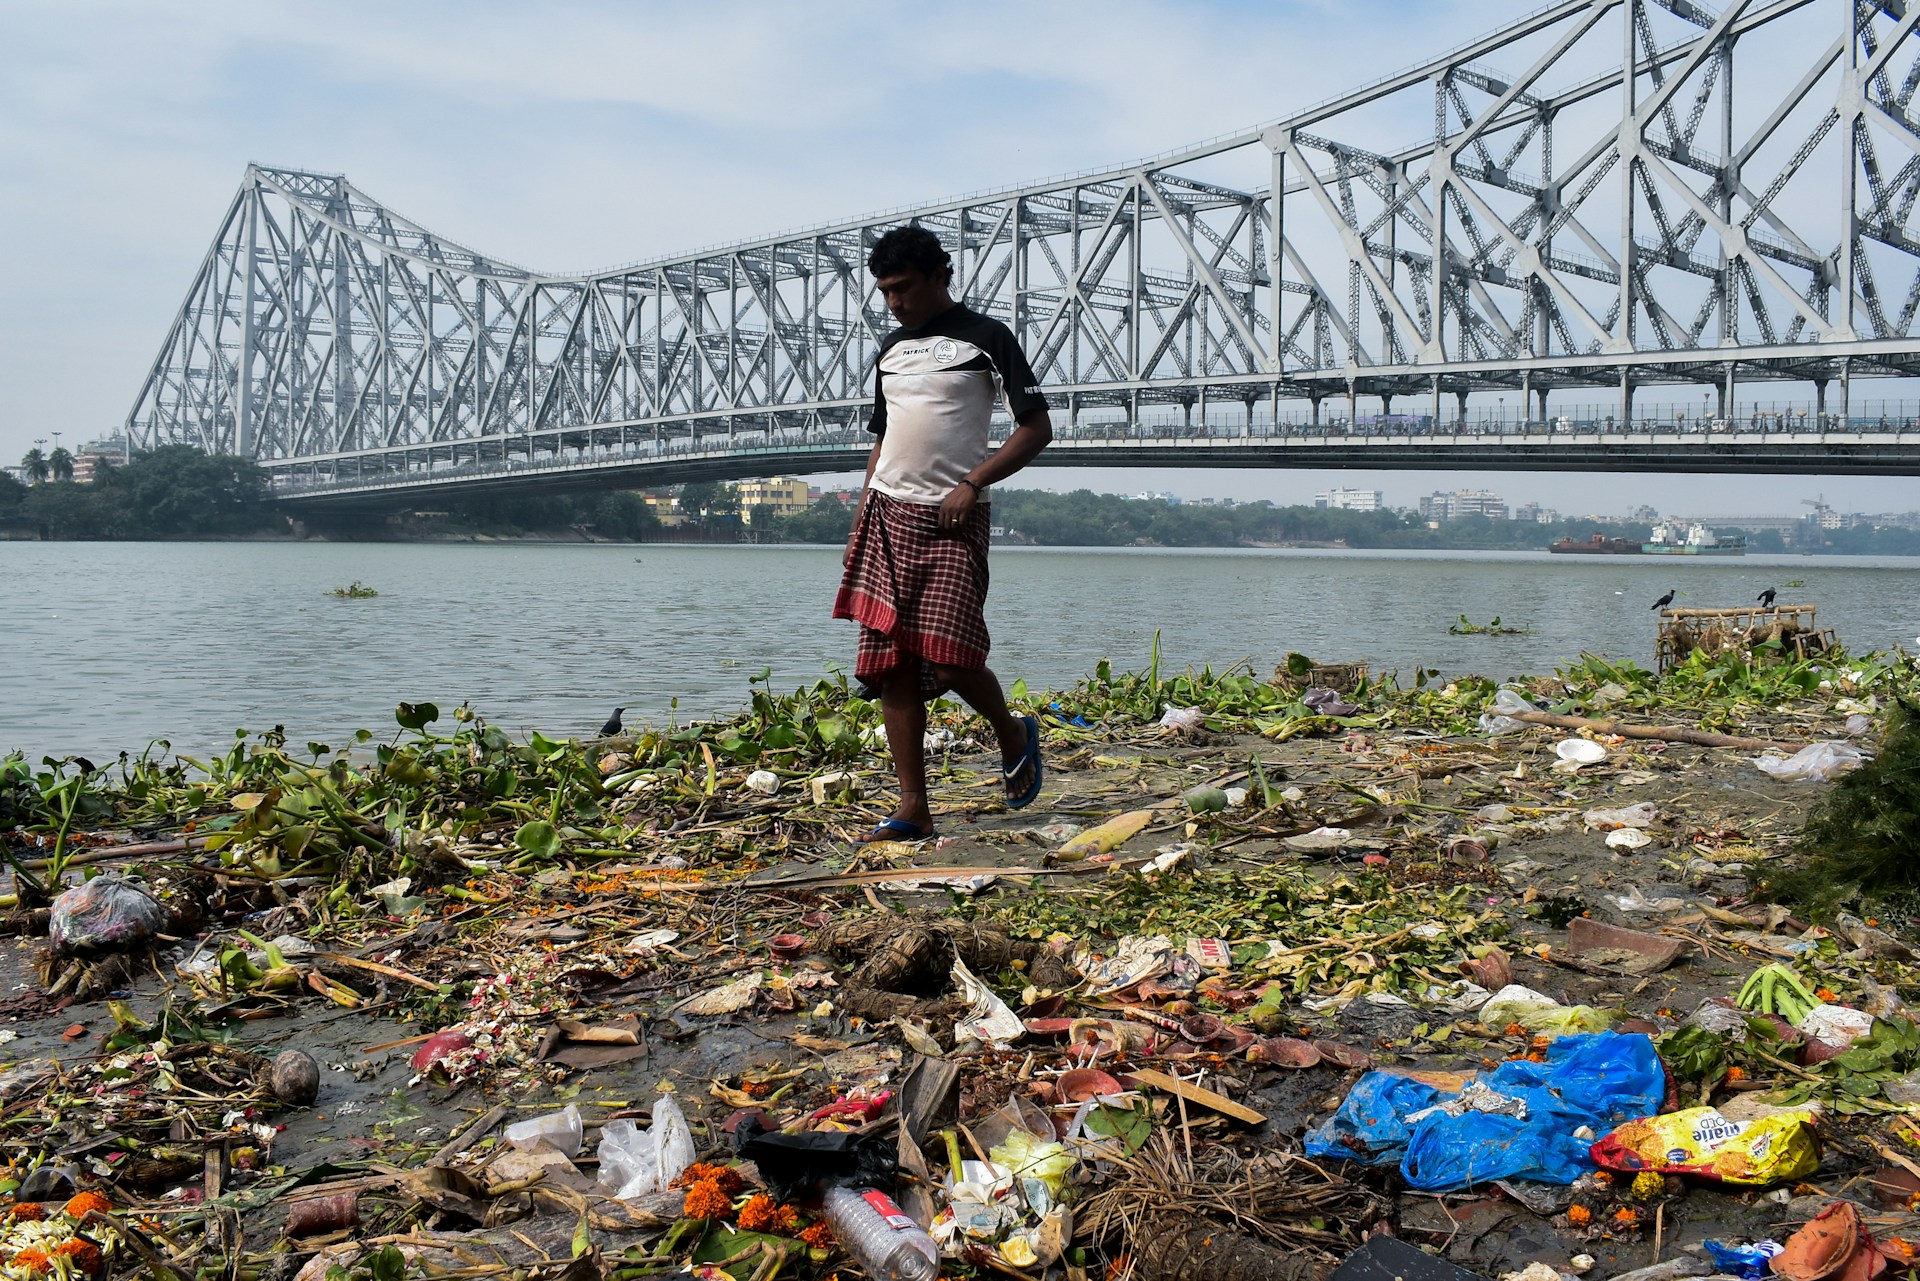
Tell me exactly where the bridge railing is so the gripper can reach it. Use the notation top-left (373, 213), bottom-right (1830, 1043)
top-left (267, 399), bottom-right (1920, 496)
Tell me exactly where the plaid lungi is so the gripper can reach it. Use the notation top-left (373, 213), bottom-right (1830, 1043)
top-left (832, 491), bottom-right (991, 695)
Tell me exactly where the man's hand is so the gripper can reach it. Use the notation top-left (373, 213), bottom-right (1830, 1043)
top-left (937, 481), bottom-right (978, 534)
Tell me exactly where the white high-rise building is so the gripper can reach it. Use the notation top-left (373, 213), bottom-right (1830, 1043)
top-left (1314, 487), bottom-right (1383, 511)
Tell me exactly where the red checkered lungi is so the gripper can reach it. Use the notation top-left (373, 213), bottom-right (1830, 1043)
top-left (833, 491), bottom-right (991, 696)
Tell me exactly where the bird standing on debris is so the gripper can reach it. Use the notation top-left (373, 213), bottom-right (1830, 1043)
top-left (1651, 588), bottom-right (1676, 611)
top-left (1758, 587), bottom-right (1778, 608)
top-left (598, 707), bottom-right (625, 737)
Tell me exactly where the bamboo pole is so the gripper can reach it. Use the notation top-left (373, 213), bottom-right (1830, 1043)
top-left (1507, 708), bottom-right (1791, 751)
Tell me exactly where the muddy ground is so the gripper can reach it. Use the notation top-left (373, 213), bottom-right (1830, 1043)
top-left (0, 706), bottom-right (1903, 1279)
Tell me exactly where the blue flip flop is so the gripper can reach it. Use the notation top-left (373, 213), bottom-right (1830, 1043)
top-left (1004, 714), bottom-right (1044, 809)
top-left (858, 817), bottom-right (937, 844)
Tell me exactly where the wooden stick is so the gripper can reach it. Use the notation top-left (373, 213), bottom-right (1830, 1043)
top-left (1506, 708), bottom-right (1790, 751)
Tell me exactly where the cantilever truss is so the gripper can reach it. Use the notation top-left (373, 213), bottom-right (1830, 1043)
top-left (128, 0), bottom-right (1920, 487)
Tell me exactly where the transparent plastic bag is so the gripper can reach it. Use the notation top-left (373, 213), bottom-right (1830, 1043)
top-left (1479, 688), bottom-right (1535, 735)
top-left (504, 1103), bottom-right (582, 1156)
top-left (1755, 742), bottom-right (1869, 782)
top-left (598, 1094), bottom-right (695, 1198)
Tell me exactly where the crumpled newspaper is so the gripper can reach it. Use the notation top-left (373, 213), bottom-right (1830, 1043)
top-left (953, 957), bottom-right (1024, 1047)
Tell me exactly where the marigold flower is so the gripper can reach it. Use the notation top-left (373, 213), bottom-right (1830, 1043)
top-left (10, 1248), bottom-right (51, 1276)
top-left (1724, 1066), bottom-right (1746, 1082)
top-left (53, 1240), bottom-right (105, 1277)
top-left (61, 1192), bottom-right (112, 1221)
top-left (1614, 1207), bottom-right (1640, 1226)
top-left (682, 1179), bottom-right (735, 1221)
top-left (799, 1222), bottom-right (837, 1251)
top-left (737, 1195), bottom-right (785, 1233)
top-left (1817, 988), bottom-right (1838, 1002)
top-left (7, 1202), bottom-right (45, 1222)
top-left (1566, 1205), bottom-right (1593, 1227)
top-left (1631, 1171), bottom-right (1667, 1202)
top-left (672, 1162), bottom-right (745, 1195)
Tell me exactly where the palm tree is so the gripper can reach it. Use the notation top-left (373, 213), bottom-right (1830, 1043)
top-left (20, 448), bottom-right (47, 484)
top-left (47, 448), bottom-right (73, 482)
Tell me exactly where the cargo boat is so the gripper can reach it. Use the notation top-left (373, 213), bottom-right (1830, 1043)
top-left (1549, 534), bottom-right (1643, 554)
top-left (1643, 522), bottom-right (1746, 555)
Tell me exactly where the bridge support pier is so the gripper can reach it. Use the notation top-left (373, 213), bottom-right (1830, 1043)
top-left (1536, 387), bottom-right (1549, 424)
top-left (1840, 358), bottom-right (1852, 426)
top-left (1310, 395), bottom-right (1322, 426)
top-left (1621, 370), bottom-right (1634, 426)
top-left (1431, 376), bottom-right (1442, 431)
top-left (1455, 390), bottom-right (1468, 429)
top-left (1814, 377), bottom-right (1828, 424)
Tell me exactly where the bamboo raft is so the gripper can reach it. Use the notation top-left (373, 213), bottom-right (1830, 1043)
top-left (1655, 604), bottom-right (1834, 673)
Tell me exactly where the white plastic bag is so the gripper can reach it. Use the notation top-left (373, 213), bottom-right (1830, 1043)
top-left (504, 1103), bottom-right (583, 1156)
top-left (1584, 802), bottom-right (1658, 830)
top-left (1157, 705), bottom-right (1205, 731)
top-left (598, 1094), bottom-right (695, 1200)
top-left (744, 770), bottom-right (780, 795)
top-left (1479, 688), bottom-right (1535, 735)
top-left (1755, 741), bottom-right (1869, 781)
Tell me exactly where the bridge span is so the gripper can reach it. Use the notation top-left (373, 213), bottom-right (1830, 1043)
top-left (127, 0), bottom-right (1920, 498)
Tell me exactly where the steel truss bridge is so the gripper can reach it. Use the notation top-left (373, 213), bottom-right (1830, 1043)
top-left (128, 0), bottom-right (1920, 504)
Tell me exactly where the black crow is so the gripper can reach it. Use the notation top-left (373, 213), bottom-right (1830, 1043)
top-left (1651, 588), bottom-right (1676, 611)
top-left (1757, 587), bottom-right (1777, 608)
top-left (598, 707), bottom-right (626, 737)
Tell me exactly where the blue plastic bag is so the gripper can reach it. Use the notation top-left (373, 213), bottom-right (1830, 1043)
top-left (1304, 1072), bottom-right (1444, 1166)
top-left (1308, 1032), bottom-right (1667, 1191)
top-left (1703, 1240), bottom-right (1782, 1279)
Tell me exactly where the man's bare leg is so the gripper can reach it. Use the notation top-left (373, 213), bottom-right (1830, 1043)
top-left (932, 663), bottom-right (1034, 797)
top-left (869, 664), bottom-right (933, 836)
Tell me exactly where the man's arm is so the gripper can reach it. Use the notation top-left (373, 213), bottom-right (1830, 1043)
top-left (937, 407), bottom-right (1052, 531)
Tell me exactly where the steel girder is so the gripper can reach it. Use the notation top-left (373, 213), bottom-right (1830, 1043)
top-left (125, 0), bottom-right (1920, 490)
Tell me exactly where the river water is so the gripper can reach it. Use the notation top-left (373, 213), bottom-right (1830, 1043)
top-left (3, 539), bottom-right (1917, 761)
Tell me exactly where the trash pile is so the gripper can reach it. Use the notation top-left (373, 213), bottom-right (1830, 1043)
top-left (1, 643), bottom-right (1919, 1279)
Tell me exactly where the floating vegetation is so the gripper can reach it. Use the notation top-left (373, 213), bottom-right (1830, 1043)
top-left (1448, 614), bottom-right (1530, 635)
top-left (328, 581), bottom-right (379, 598)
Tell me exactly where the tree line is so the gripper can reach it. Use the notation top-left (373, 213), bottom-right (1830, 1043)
top-left (2, 446), bottom-right (276, 539)
top-left (9, 451), bottom-right (1917, 554)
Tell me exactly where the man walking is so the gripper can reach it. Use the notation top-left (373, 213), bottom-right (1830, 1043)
top-left (833, 225), bottom-right (1053, 842)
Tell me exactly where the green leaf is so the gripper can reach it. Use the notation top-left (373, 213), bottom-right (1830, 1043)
top-left (1086, 1100), bottom-right (1153, 1154)
top-left (515, 820), bottom-right (561, 859)
top-left (394, 701), bottom-right (440, 731)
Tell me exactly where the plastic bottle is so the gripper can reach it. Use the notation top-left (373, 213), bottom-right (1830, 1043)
top-left (819, 1185), bottom-right (941, 1281)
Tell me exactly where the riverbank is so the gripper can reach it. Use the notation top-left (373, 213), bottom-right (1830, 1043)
top-left (3, 649), bottom-right (1918, 1279)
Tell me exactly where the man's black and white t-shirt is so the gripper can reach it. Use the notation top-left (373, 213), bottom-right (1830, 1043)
top-left (866, 304), bottom-right (1048, 506)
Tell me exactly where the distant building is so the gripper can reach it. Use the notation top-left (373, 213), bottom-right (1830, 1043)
top-left (1512, 501), bottom-right (1557, 523)
top-left (1314, 487), bottom-right (1383, 511)
top-left (1129, 490), bottom-right (1182, 504)
top-left (1419, 489), bottom-right (1508, 521)
top-left (736, 477), bottom-right (811, 524)
top-left (638, 491), bottom-right (686, 526)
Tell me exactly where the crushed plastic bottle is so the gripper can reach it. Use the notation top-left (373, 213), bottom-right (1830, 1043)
top-left (820, 1185), bottom-right (941, 1280)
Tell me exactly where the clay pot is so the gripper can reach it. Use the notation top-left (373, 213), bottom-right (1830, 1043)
top-left (1250, 1037), bottom-right (1322, 1069)
top-left (1180, 1014), bottom-right (1228, 1044)
top-left (1311, 1039), bottom-right (1374, 1070)
top-left (1773, 1201), bottom-right (1867, 1281)
top-left (768, 934), bottom-right (805, 961)
top-left (410, 1030), bottom-right (472, 1073)
top-left (1055, 1069), bottom-right (1123, 1104)
top-left (1022, 1017), bottom-right (1075, 1038)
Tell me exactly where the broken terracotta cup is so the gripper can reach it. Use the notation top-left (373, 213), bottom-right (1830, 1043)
top-left (1249, 1037), bottom-right (1322, 1069)
top-left (1055, 1068), bottom-right (1123, 1104)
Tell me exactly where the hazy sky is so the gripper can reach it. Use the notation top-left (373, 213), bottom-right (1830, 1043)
top-left (2, 0), bottom-right (1913, 517)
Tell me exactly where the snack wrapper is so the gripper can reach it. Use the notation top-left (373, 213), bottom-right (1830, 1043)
top-left (1589, 1105), bottom-right (1818, 1185)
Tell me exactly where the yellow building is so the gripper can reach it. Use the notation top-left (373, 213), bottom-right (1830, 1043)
top-left (638, 492), bottom-right (686, 526)
top-left (736, 477), bottom-right (812, 524)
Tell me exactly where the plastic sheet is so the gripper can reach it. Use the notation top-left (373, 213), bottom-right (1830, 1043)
top-left (505, 1103), bottom-right (583, 1157)
top-left (598, 1095), bottom-right (695, 1198)
top-left (1308, 1033), bottom-right (1666, 1191)
top-left (1755, 742), bottom-right (1870, 781)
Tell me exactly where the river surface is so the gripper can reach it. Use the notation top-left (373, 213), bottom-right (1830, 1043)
top-left (3, 539), bottom-right (1917, 761)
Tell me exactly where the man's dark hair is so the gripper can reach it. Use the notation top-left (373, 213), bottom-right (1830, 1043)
top-left (867, 225), bottom-right (952, 281)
